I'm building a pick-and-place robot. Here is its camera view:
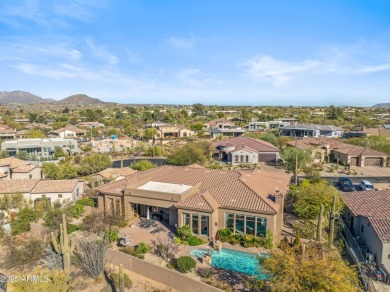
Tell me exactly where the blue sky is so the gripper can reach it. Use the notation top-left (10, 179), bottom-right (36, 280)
top-left (1, 0), bottom-right (390, 106)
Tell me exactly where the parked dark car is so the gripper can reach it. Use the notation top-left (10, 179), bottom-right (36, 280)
top-left (151, 213), bottom-right (163, 221)
top-left (338, 177), bottom-right (355, 192)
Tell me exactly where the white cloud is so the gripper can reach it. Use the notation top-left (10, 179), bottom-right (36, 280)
top-left (242, 49), bottom-right (390, 86)
top-left (86, 38), bottom-right (118, 65)
top-left (166, 35), bottom-right (196, 49)
top-left (242, 56), bottom-right (322, 85)
top-left (177, 68), bottom-right (215, 87)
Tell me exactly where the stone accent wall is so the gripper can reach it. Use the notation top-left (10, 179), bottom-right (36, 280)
top-left (107, 250), bottom-right (222, 292)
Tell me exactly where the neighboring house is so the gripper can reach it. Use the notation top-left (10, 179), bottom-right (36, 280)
top-left (286, 137), bottom-right (388, 167)
top-left (211, 136), bottom-right (280, 163)
top-left (139, 124), bottom-right (195, 139)
top-left (90, 167), bottom-right (137, 188)
top-left (343, 190), bottom-right (390, 273)
top-left (96, 165), bottom-right (291, 240)
top-left (155, 125), bottom-right (195, 139)
top-left (204, 119), bottom-right (235, 130)
top-left (50, 126), bottom-right (87, 138)
top-left (333, 146), bottom-right (387, 167)
top-left (247, 118), bottom-right (297, 132)
top-left (0, 125), bottom-right (16, 140)
top-left (0, 157), bottom-right (43, 179)
top-left (280, 124), bottom-right (344, 138)
top-left (25, 123), bottom-right (53, 131)
top-left (77, 122), bottom-right (105, 129)
top-left (209, 127), bottom-right (245, 139)
top-left (247, 121), bottom-right (268, 132)
top-left (1, 138), bottom-right (78, 158)
top-left (145, 121), bottom-right (168, 128)
top-left (0, 179), bottom-right (84, 206)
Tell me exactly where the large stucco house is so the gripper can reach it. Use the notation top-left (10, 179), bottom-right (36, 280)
top-left (0, 157), bottom-right (43, 180)
top-left (0, 179), bottom-right (84, 207)
top-left (286, 137), bottom-right (387, 167)
top-left (343, 190), bottom-right (390, 274)
top-left (96, 165), bottom-right (291, 240)
top-left (280, 124), bottom-right (344, 138)
top-left (211, 136), bottom-right (280, 163)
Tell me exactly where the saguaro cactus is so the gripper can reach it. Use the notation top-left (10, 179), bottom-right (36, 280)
top-left (328, 194), bottom-right (337, 247)
top-left (316, 204), bottom-right (324, 241)
top-left (51, 213), bottom-right (75, 273)
top-left (119, 264), bottom-right (124, 292)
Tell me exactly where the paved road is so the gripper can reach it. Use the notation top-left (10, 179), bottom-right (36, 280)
top-left (299, 175), bottom-right (390, 192)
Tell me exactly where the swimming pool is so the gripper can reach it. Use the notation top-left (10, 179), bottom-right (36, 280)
top-left (189, 248), bottom-right (268, 279)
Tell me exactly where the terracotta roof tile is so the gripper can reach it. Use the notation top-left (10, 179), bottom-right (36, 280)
top-left (0, 157), bottom-right (32, 168)
top-left (31, 179), bottom-right (80, 193)
top-left (368, 218), bottom-right (390, 243)
top-left (0, 179), bottom-right (40, 193)
top-left (12, 164), bottom-right (37, 173)
top-left (343, 190), bottom-right (390, 218)
top-left (98, 167), bottom-right (137, 179)
top-left (211, 136), bottom-right (279, 153)
top-left (99, 165), bottom-right (291, 214)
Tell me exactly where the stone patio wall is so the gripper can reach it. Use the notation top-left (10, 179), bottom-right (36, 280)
top-left (107, 249), bottom-right (223, 292)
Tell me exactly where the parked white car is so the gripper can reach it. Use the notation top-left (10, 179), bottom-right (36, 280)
top-left (359, 180), bottom-right (374, 190)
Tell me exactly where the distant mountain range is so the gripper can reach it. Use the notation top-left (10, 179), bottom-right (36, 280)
top-left (57, 94), bottom-right (103, 104)
top-left (373, 103), bottom-right (390, 108)
top-left (0, 91), bottom-right (104, 104)
top-left (0, 91), bottom-right (54, 104)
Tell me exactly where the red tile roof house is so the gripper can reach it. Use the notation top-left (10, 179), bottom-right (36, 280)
top-left (96, 165), bottom-right (291, 241)
top-left (343, 190), bottom-right (390, 273)
top-left (211, 136), bottom-right (280, 164)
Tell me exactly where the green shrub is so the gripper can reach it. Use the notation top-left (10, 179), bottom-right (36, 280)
top-left (216, 229), bottom-right (273, 249)
top-left (217, 228), bottom-right (232, 241)
top-left (65, 203), bottom-right (84, 218)
top-left (43, 208), bottom-right (66, 231)
top-left (176, 224), bottom-right (191, 239)
top-left (135, 242), bottom-right (151, 254)
top-left (110, 271), bottom-right (132, 290)
top-left (11, 208), bottom-right (41, 235)
top-left (121, 247), bottom-right (144, 259)
top-left (104, 230), bottom-right (119, 243)
top-left (76, 198), bottom-right (95, 207)
top-left (175, 256), bottom-right (196, 273)
top-left (187, 236), bottom-right (206, 246)
top-left (67, 224), bottom-right (79, 234)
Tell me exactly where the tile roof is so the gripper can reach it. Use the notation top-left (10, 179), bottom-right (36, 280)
top-left (98, 167), bottom-right (137, 179)
top-left (334, 146), bottom-right (387, 156)
top-left (286, 137), bottom-right (349, 151)
top-left (31, 179), bottom-right (80, 193)
top-left (0, 157), bottom-right (32, 168)
top-left (368, 218), bottom-right (390, 243)
top-left (211, 136), bottom-right (279, 153)
top-left (12, 164), bottom-right (37, 173)
top-left (0, 179), bottom-right (40, 193)
top-left (96, 165), bottom-right (291, 213)
top-left (343, 190), bottom-right (390, 218)
top-left (50, 126), bottom-right (86, 134)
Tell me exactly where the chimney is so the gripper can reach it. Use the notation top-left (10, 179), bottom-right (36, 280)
top-left (274, 190), bottom-right (284, 209)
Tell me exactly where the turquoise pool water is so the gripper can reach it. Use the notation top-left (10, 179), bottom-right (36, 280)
top-left (189, 248), bottom-right (268, 279)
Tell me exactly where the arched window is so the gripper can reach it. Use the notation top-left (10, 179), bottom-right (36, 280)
top-left (314, 152), bottom-right (322, 160)
top-left (246, 155), bottom-right (249, 162)
top-left (235, 155), bottom-right (239, 162)
top-left (241, 155), bottom-right (244, 162)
